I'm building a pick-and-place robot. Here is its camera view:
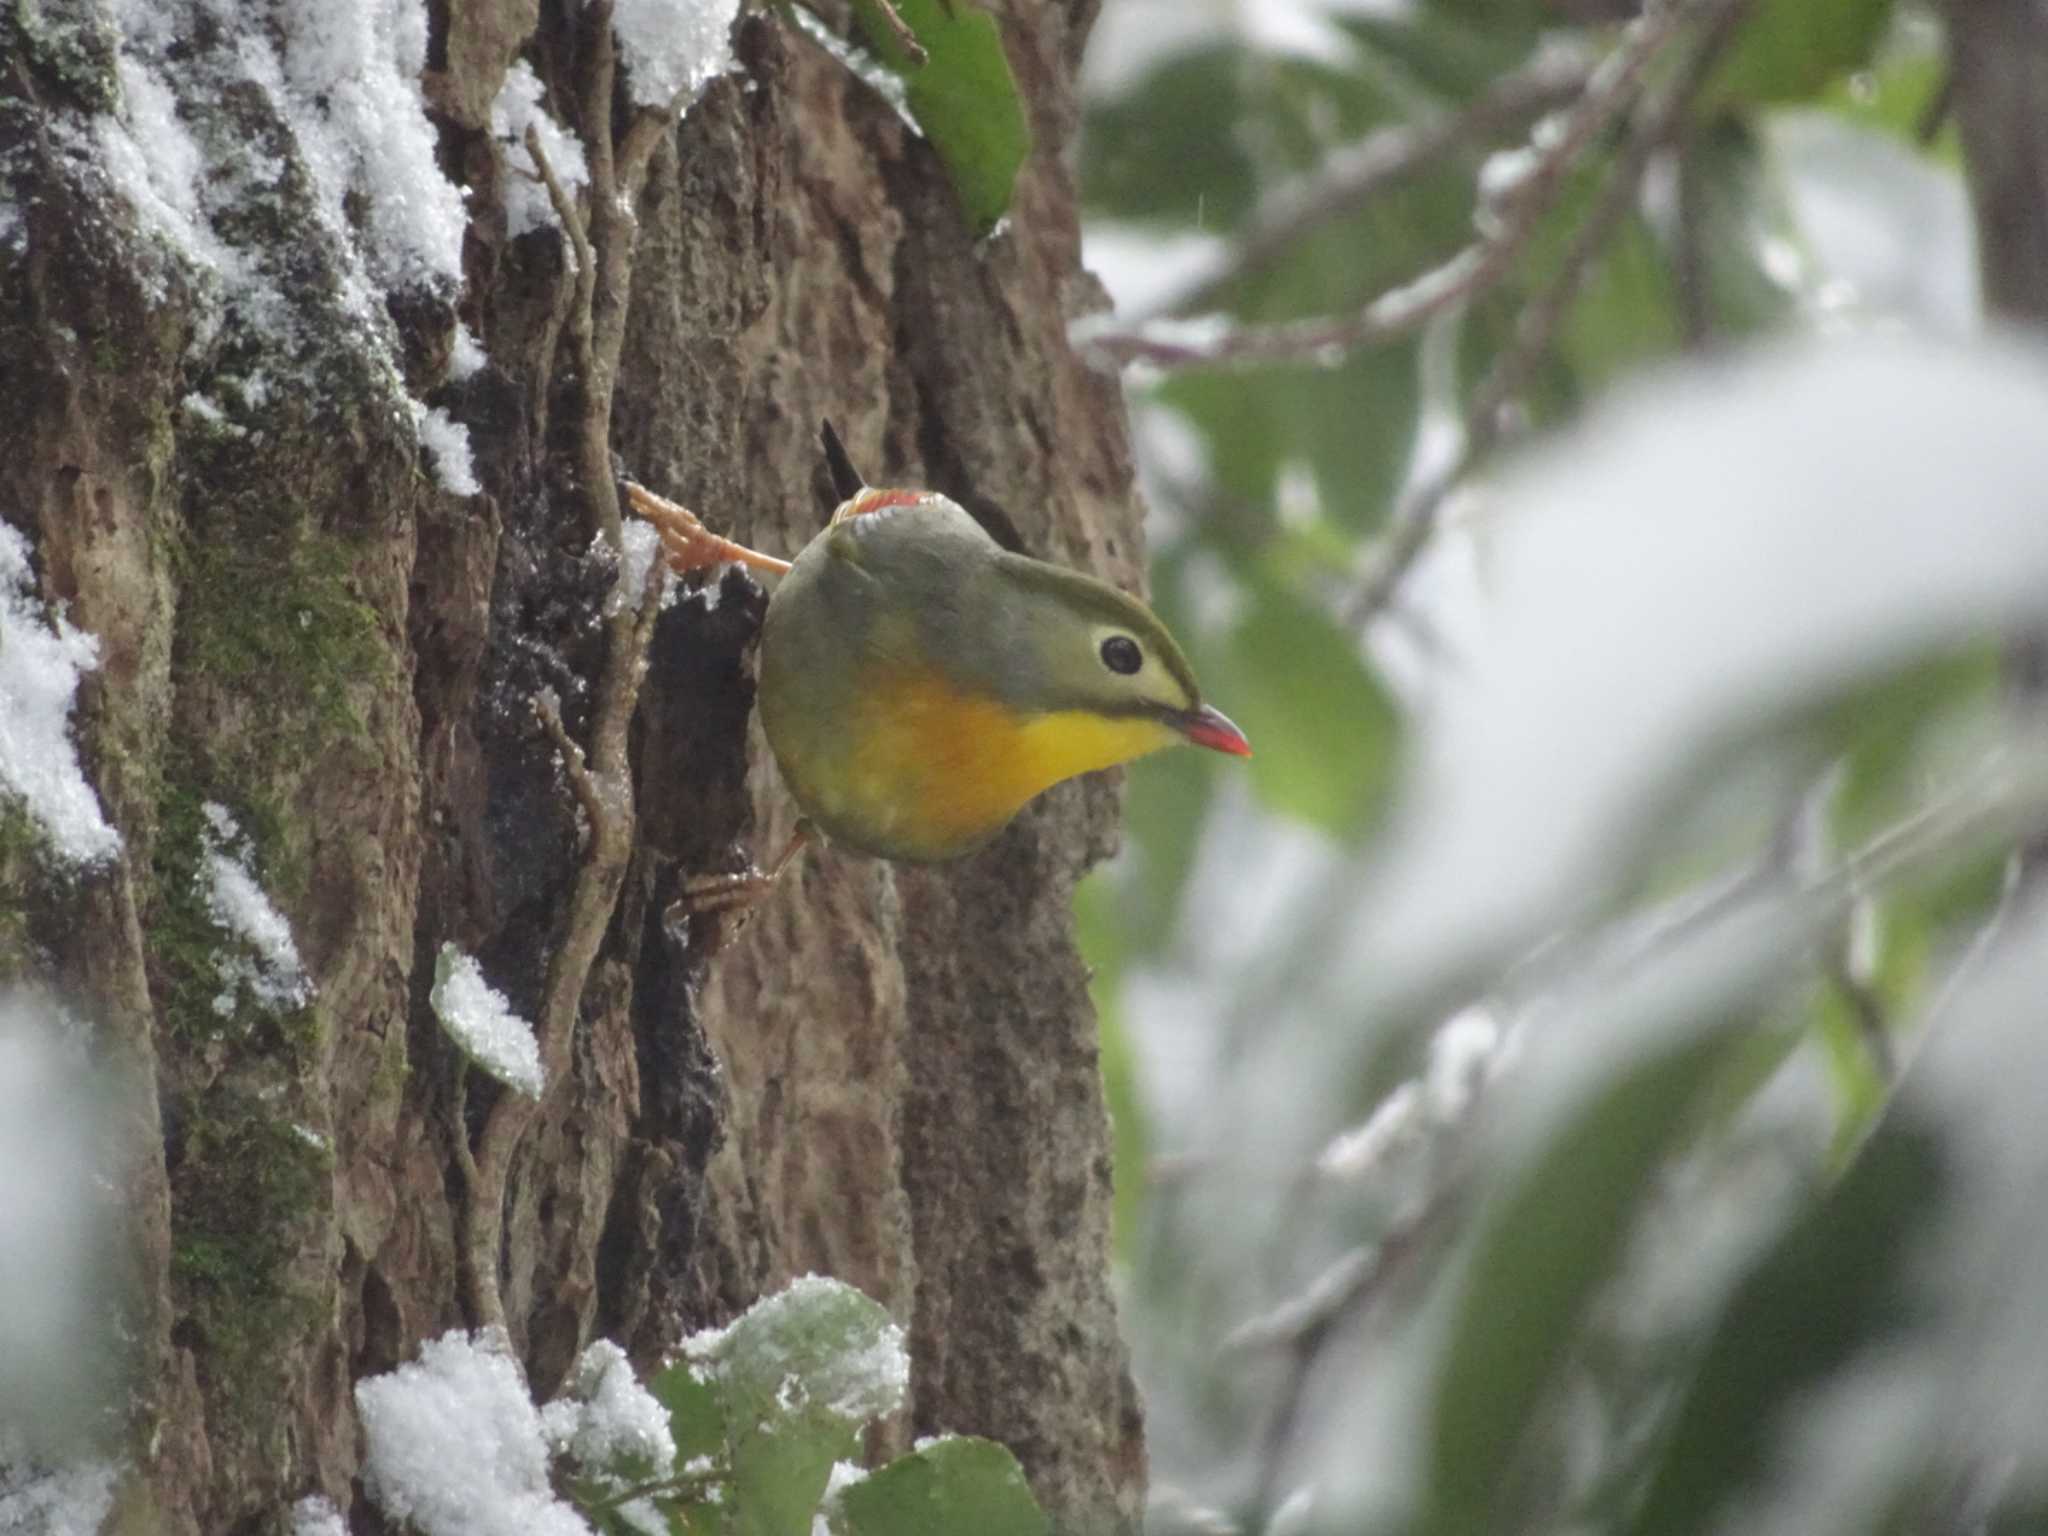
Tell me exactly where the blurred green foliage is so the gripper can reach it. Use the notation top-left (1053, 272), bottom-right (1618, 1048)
top-left (1069, 1), bottom-right (2039, 1531)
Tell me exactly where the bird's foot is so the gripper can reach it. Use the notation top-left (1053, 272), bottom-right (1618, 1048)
top-left (624, 481), bottom-right (791, 577)
top-left (676, 865), bottom-right (781, 917)
top-left (665, 822), bottom-right (814, 949)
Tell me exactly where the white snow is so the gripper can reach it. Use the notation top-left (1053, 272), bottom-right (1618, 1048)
top-left (267, 0), bottom-right (468, 290)
top-left (1765, 112), bottom-right (1977, 335)
top-left (681, 1275), bottom-right (909, 1426)
top-left (541, 1339), bottom-right (676, 1479)
top-left (605, 520), bottom-right (673, 616)
top-left (291, 1493), bottom-right (350, 1536)
top-left (1079, 223), bottom-right (1229, 319)
top-left (95, 0), bottom-right (469, 389)
top-left (0, 1437), bottom-right (119, 1536)
top-left (0, 999), bottom-right (120, 1465)
top-left (491, 61), bottom-right (590, 240)
top-left (356, 1330), bottom-right (592, 1536)
top-left (181, 393), bottom-right (232, 430)
top-left (412, 401), bottom-right (481, 497)
top-left (801, 1278), bottom-right (908, 1419)
top-left (611, 0), bottom-right (741, 109)
top-left (1358, 336), bottom-right (2048, 995)
top-left (1317, 1082), bottom-right (1424, 1183)
top-left (1423, 1006), bottom-right (1502, 1123)
top-left (613, 1500), bottom-right (669, 1536)
top-left (430, 945), bottom-right (543, 1097)
top-left (811, 1458), bottom-right (870, 1534)
top-left (198, 802), bottom-right (313, 1016)
top-left (451, 322), bottom-right (487, 380)
top-left (95, 55), bottom-right (235, 290)
top-left (0, 521), bottom-right (122, 867)
top-left (785, 6), bottom-right (918, 135)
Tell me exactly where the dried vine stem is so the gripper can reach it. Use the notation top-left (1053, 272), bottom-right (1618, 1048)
top-left (461, 6), bottom-right (701, 1331)
top-left (1076, 2), bottom-right (1697, 371)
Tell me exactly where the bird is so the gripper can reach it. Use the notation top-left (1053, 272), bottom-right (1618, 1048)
top-left (623, 422), bottom-right (1249, 909)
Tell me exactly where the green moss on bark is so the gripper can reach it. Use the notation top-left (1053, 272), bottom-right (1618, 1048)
top-left (0, 801), bottom-right (39, 978)
top-left (167, 1092), bottom-right (331, 1432)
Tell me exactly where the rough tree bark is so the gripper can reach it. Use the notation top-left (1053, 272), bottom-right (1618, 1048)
top-left (1946, 0), bottom-right (2048, 887)
top-left (0, 0), bottom-right (1145, 1529)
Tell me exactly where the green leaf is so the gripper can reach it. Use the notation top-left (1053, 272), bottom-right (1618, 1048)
top-left (1825, 645), bottom-right (2000, 849)
top-left (1419, 1029), bottom-right (1733, 1536)
top-left (850, 0), bottom-right (1030, 235)
top-left (1342, 9), bottom-right (1548, 97)
top-left (1554, 202), bottom-right (1683, 392)
top-left (688, 1277), bottom-right (907, 1536)
top-left (1210, 579), bottom-right (1400, 842)
top-left (1625, 1117), bottom-right (1946, 1536)
top-left (647, 1360), bottom-right (727, 1469)
top-left (838, 1437), bottom-right (1049, 1536)
top-left (1708, 0), bottom-right (1898, 108)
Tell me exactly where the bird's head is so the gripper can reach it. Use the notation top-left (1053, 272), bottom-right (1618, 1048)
top-left (991, 552), bottom-right (1251, 766)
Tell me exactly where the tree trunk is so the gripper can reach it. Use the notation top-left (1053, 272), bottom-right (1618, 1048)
top-left (0, 0), bottom-right (1145, 1529)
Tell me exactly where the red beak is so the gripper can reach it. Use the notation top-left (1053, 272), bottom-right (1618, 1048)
top-left (1178, 703), bottom-right (1252, 758)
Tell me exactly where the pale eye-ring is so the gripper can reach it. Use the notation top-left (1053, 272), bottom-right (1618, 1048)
top-left (1100, 635), bottom-right (1143, 675)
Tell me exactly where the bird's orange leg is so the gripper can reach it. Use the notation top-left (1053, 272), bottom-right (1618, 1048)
top-left (623, 481), bottom-right (793, 577)
top-left (676, 820), bottom-right (815, 921)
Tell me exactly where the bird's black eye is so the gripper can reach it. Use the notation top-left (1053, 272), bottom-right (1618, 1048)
top-left (1100, 635), bottom-right (1143, 675)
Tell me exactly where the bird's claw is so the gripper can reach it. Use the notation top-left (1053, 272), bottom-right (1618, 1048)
top-left (624, 481), bottom-right (725, 573)
top-left (676, 866), bottom-right (779, 917)
top-left (623, 480), bottom-right (793, 578)
top-left (663, 822), bottom-right (814, 952)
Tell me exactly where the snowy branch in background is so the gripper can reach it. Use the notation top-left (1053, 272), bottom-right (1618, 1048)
top-left (1343, 0), bottom-right (1748, 629)
top-left (1239, 334), bottom-right (2048, 1187)
top-left (1138, 42), bottom-right (1598, 323)
top-left (1073, 0), bottom-right (1701, 371)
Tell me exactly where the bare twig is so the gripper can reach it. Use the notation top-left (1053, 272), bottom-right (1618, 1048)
top-left (533, 687), bottom-right (604, 831)
top-left (1339, 0), bottom-right (1747, 628)
top-left (524, 123), bottom-right (596, 371)
top-left (1077, 2), bottom-right (1699, 372)
top-left (1239, 1196), bottom-right (1461, 1517)
top-left (867, 0), bottom-right (929, 66)
top-left (1153, 44), bottom-right (1598, 320)
top-left (457, 2), bottom-right (694, 1332)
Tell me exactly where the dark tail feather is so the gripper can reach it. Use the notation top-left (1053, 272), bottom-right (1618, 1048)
top-left (820, 419), bottom-right (866, 501)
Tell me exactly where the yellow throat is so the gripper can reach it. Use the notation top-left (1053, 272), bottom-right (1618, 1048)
top-left (843, 664), bottom-right (1181, 857)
